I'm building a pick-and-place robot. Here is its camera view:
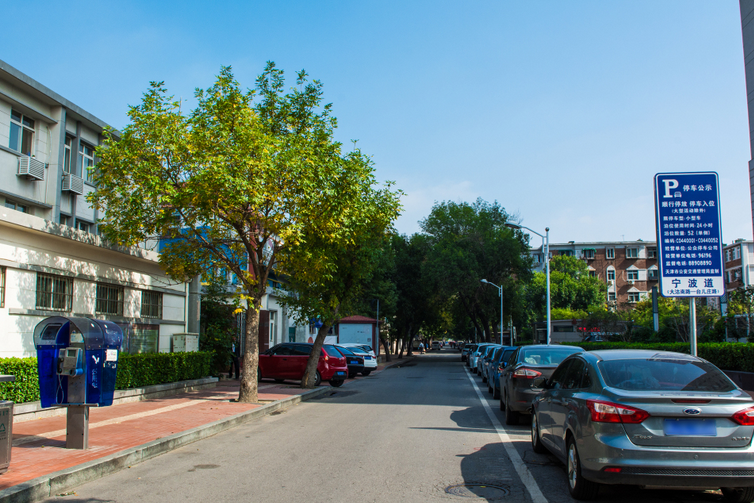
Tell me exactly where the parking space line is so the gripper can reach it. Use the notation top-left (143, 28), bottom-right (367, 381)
top-left (466, 368), bottom-right (548, 503)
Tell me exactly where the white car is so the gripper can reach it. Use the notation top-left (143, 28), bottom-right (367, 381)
top-left (336, 344), bottom-right (377, 375)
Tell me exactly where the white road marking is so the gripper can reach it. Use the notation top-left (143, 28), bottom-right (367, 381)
top-left (466, 368), bottom-right (549, 503)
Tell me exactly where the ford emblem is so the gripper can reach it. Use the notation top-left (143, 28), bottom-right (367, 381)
top-left (683, 407), bottom-right (702, 415)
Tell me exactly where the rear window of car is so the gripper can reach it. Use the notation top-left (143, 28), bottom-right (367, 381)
top-left (336, 346), bottom-right (355, 355)
top-left (598, 357), bottom-right (736, 392)
top-left (520, 347), bottom-right (582, 365)
top-left (323, 345), bottom-right (343, 357)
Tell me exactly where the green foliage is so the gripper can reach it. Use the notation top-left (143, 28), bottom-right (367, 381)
top-left (115, 352), bottom-right (213, 389)
top-left (527, 255), bottom-right (606, 317)
top-left (0, 358), bottom-right (40, 403)
top-left (200, 278), bottom-right (238, 376)
top-left (562, 342), bottom-right (754, 373)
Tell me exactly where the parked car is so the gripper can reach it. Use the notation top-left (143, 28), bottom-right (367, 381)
top-left (469, 344), bottom-right (494, 373)
top-left (337, 344), bottom-right (377, 375)
top-left (488, 346), bottom-right (517, 398)
top-left (332, 346), bottom-right (365, 378)
top-left (431, 341), bottom-right (441, 351)
top-left (499, 344), bottom-right (584, 424)
top-left (461, 344), bottom-right (477, 363)
top-left (339, 343), bottom-right (376, 358)
top-left (531, 350), bottom-right (754, 502)
top-left (258, 343), bottom-right (348, 387)
top-left (479, 345), bottom-right (501, 382)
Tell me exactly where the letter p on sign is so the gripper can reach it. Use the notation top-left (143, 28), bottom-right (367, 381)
top-left (662, 179), bottom-right (679, 198)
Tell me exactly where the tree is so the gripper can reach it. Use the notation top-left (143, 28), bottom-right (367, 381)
top-left (420, 199), bottom-right (531, 342)
top-left (90, 63), bottom-right (373, 402)
top-left (728, 287), bottom-right (754, 340)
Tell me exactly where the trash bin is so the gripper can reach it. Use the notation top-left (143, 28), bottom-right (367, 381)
top-left (0, 375), bottom-right (15, 474)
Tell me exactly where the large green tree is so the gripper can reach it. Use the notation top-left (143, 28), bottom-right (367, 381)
top-left (420, 199), bottom-right (531, 342)
top-left (90, 63), bottom-right (377, 402)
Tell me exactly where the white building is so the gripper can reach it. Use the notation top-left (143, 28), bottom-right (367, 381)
top-left (0, 59), bottom-right (198, 357)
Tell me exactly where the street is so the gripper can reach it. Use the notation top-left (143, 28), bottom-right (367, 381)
top-left (45, 349), bottom-right (731, 503)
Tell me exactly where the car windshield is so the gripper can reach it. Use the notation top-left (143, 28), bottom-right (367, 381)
top-left (336, 346), bottom-right (355, 356)
top-left (598, 357), bottom-right (736, 392)
top-left (323, 345), bottom-right (343, 358)
top-left (520, 347), bottom-right (582, 365)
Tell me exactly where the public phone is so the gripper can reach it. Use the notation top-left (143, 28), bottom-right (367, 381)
top-left (57, 347), bottom-right (83, 377)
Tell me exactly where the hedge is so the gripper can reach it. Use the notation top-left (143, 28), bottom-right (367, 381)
top-left (0, 351), bottom-right (213, 404)
top-left (562, 342), bottom-right (754, 374)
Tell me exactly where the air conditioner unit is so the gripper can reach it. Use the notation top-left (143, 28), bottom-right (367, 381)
top-left (17, 156), bottom-right (45, 181)
top-left (62, 173), bottom-right (85, 195)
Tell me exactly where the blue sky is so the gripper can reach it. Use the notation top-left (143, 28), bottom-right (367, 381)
top-left (5, 1), bottom-right (751, 244)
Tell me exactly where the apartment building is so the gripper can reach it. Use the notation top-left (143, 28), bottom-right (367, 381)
top-left (723, 239), bottom-right (754, 290)
top-left (0, 59), bottom-right (198, 358)
top-left (530, 240), bottom-right (659, 306)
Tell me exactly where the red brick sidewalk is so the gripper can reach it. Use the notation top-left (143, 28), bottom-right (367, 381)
top-left (0, 357), bottom-right (409, 495)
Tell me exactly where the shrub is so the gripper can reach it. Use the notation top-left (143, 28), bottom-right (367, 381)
top-left (0, 358), bottom-right (40, 403)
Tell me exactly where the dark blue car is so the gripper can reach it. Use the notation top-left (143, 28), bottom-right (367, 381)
top-left (488, 346), bottom-right (517, 399)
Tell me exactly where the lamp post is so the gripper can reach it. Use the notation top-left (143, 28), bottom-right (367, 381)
top-left (506, 223), bottom-right (551, 345)
top-left (480, 279), bottom-right (503, 345)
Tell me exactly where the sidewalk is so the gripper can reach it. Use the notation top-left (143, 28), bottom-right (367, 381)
top-left (0, 356), bottom-right (412, 503)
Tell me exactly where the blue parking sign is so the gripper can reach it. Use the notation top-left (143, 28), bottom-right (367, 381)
top-left (654, 172), bottom-right (724, 297)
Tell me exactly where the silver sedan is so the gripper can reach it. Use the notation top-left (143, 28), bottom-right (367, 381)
top-left (531, 349), bottom-right (754, 502)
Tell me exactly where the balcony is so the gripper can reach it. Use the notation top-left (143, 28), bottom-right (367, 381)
top-left (17, 156), bottom-right (45, 181)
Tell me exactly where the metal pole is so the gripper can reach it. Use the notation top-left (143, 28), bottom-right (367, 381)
top-left (500, 284), bottom-right (504, 346)
top-left (689, 297), bottom-right (697, 356)
top-left (652, 286), bottom-right (659, 332)
top-left (545, 227), bottom-right (551, 345)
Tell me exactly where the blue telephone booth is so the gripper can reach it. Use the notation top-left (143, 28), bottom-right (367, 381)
top-left (34, 316), bottom-right (122, 448)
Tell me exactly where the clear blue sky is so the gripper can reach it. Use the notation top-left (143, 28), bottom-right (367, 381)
top-left (5, 1), bottom-right (751, 245)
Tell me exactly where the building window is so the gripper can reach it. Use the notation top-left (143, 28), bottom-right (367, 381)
top-left (96, 283), bottom-right (124, 315)
top-left (607, 269), bottom-right (615, 281)
top-left (648, 247), bottom-right (657, 259)
top-left (269, 311), bottom-right (277, 346)
top-left (648, 269), bottom-right (659, 280)
top-left (36, 273), bottom-right (73, 311)
top-left (608, 292), bottom-right (616, 301)
top-left (628, 292), bottom-right (641, 303)
top-left (626, 248), bottom-right (638, 259)
top-left (4, 200), bottom-right (27, 213)
top-left (76, 220), bottom-right (91, 233)
top-left (561, 250), bottom-right (573, 257)
top-left (9, 109), bottom-right (35, 155)
top-left (79, 142), bottom-right (95, 182)
top-left (589, 270), bottom-right (597, 278)
top-left (0, 267), bottom-right (5, 308)
top-left (627, 270), bottom-right (639, 281)
top-left (59, 214), bottom-right (70, 226)
top-left (606, 248), bottom-right (615, 259)
top-left (141, 291), bottom-right (163, 319)
top-left (583, 249), bottom-right (595, 259)
top-left (63, 136), bottom-right (73, 173)
top-left (734, 269), bottom-right (743, 282)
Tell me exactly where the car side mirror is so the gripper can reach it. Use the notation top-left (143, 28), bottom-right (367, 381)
top-left (532, 376), bottom-right (548, 389)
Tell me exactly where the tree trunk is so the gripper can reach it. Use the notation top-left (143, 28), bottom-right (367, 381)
top-left (301, 320), bottom-right (334, 388)
top-left (238, 303), bottom-right (260, 403)
top-left (398, 338), bottom-right (404, 358)
top-left (381, 338), bottom-right (391, 362)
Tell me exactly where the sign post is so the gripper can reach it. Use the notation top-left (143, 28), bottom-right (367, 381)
top-left (654, 172), bottom-right (725, 356)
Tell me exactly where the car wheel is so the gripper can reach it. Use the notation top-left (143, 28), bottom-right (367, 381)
top-left (531, 412), bottom-right (547, 454)
top-left (487, 382), bottom-right (493, 394)
top-left (313, 370), bottom-right (322, 387)
top-left (361, 370), bottom-right (371, 376)
top-left (566, 437), bottom-right (599, 500)
top-left (721, 487), bottom-right (754, 503)
top-left (348, 372), bottom-right (357, 379)
top-left (492, 385), bottom-right (499, 399)
top-left (482, 374), bottom-right (487, 383)
top-left (504, 396), bottom-right (520, 425)
top-left (329, 379), bottom-right (344, 387)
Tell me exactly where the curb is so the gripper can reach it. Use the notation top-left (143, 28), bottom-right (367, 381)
top-left (0, 385), bottom-right (334, 503)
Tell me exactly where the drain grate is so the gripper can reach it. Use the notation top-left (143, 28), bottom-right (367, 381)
top-left (445, 483), bottom-right (510, 499)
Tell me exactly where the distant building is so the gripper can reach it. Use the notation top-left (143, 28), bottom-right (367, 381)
top-left (530, 240), bottom-right (659, 306)
top-left (723, 239), bottom-right (754, 290)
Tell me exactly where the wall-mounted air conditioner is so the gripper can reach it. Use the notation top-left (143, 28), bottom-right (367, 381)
top-left (62, 173), bottom-right (85, 195)
top-left (17, 156), bottom-right (45, 181)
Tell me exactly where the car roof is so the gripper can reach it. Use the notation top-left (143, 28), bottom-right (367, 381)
top-left (519, 344), bottom-right (584, 350)
top-left (587, 349), bottom-right (701, 362)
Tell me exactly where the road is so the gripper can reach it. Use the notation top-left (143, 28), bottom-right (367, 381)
top-left (44, 350), bottom-right (729, 503)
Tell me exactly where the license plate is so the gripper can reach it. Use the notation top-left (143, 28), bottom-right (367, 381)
top-left (663, 418), bottom-right (716, 436)
top-left (350, 360), bottom-right (358, 365)
top-left (365, 356), bottom-right (372, 360)
top-left (335, 371), bottom-right (346, 376)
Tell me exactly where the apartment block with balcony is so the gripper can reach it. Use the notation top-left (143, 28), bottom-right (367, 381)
top-left (0, 59), bottom-right (199, 358)
top-left (529, 240), bottom-right (659, 306)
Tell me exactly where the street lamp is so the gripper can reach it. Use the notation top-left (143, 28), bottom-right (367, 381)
top-left (480, 279), bottom-right (503, 345)
top-left (506, 223), bottom-right (551, 345)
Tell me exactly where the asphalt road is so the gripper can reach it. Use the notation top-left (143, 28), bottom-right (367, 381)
top-left (44, 350), bottom-right (733, 503)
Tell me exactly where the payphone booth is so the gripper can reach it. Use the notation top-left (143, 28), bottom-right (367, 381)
top-left (34, 317), bottom-right (122, 449)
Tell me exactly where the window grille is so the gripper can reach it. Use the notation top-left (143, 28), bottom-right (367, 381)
top-left (36, 273), bottom-right (73, 311)
top-left (141, 291), bottom-right (163, 319)
top-left (96, 283), bottom-right (123, 315)
top-left (0, 267), bottom-right (5, 308)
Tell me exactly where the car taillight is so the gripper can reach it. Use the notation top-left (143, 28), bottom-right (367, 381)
top-left (512, 368), bottom-right (542, 379)
top-left (732, 407), bottom-right (754, 426)
top-left (586, 400), bottom-right (649, 424)
top-left (324, 355), bottom-right (329, 361)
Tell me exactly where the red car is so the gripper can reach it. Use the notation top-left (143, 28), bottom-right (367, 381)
top-left (258, 342), bottom-right (347, 387)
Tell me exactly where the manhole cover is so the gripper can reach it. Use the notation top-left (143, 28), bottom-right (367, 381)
top-left (445, 483), bottom-right (510, 499)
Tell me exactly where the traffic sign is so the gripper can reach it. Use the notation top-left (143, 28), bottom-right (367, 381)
top-left (654, 172), bottom-right (724, 298)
